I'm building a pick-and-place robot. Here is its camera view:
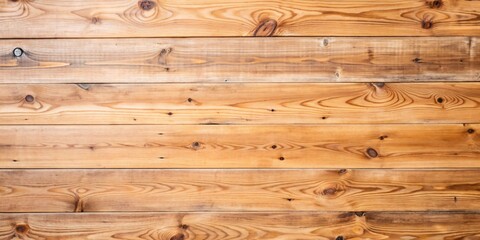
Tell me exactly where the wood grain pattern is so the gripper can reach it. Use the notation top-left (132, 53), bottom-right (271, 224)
top-left (1, 0), bottom-right (480, 37)
top-left (1, 83), bottom-right (480, 124)
top-left (1, 169), bottom-right (479, 212)
top-left (1, 212), bottom-right (480, 239)
top-left (0, 37), bottom-right (478, 83)
top-left (1, 124), bottom-right (479, 169)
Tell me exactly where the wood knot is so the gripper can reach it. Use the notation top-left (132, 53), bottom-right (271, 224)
top-left (467, 128), bottom-right (475, 134)
top-left (15, 224), bottom-right (29, 234)
top-left (354, 211), bottom-right (366, 217)
top-left (76, 83), bottom-right (91, 91)
top-left (170, 233), bottom-right (185, 240)
top-left (91, 17), bottom-right (100, 24)
top-left (336, 236), bottom-right (344, 240)
top-left (366, 148), bottom-right (378, 158)
top-left (421, 19), bottom-right (433, 29)
top-left (412, 58), bottom-right (422, 63)
top-left (187, 98), bottom-right (193, 103)
top-left (138, 0), bottom-right (156, 10)
top-left (427, 0), bottom-right (442, 8)
top-left (279, 156), bottom-right (285, 161)
top-left (13, 47), bottom-right (23, 57)
top-left (179, 224), bottom-right (189, 230)
top-left (372, 82), bottom-right (385, 88)
top-left (253, 19), bottom-right (277, 37)
top-left (338, 169), bottom-right (348, 175)
top-left (322, 187), bottom-right (338, 196)
top-left (24, 95), bottom-right (35, 103)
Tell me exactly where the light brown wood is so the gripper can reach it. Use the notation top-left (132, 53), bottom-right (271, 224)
top-left (1, 0), bottom-right (480, 37)
top-left (0, 37), bottom-right (478, 83)
top-left (1, 212), bottom-right (480, 239)
top-left (1, 169), bottom-right (479, 212)
top-left (1, 83), bottom-right (480, 124)
top-left (1, 124), bottom-right (478, 169)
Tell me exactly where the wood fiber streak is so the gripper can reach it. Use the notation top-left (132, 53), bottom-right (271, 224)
top-left (1, 83), bottom-right (480, 124)
top-left (0, 38), bottom-right (478, 83)
top-left (1, 124), bottom-right (479, 169)
top-left (1, 212), bottom-right (480, 239)
top-left (1, 0), bottom-right (480, 37)
top-left (1, 170), bottom-right (479, 212)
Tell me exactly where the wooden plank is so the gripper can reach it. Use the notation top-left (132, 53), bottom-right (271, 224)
top-left (1, 212), bottom-right (480, 239)
top-left (1, 169), bottom-right (479, 212)
top-left (1, 38), bottom-right (478, 83)
top-left (1, 0), bottom-right (480, 37)
top-left (1, 124), bottom-right (479, 169)
top-left (1, 83), bottom-right (480, 124)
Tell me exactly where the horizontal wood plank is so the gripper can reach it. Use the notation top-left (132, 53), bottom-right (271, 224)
top-left (1, 212), bottom-right (480, 239)
top-left (1, 169), bottom-right (479, 212)
top-left (0, 38), bottom-right (478, 83)
top-left (1, 124), bottom-right (479, 169)
top-left (1, 0), bottom-right (480, 37)
top-left (1, 83), bottom-right (480, 124)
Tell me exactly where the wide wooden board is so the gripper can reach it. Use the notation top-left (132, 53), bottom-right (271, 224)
top-left (1, 124), bottom-right (478, 169)
top-left (1, 0), bottom-right (480, 37)
top-left (0, 38), bottom-right (478, 83)
top-left (1, 212), bottom-right (480, 239)
top-left (1, 169), bottom-right (479, 212)
top-left (1, 83), bottom-right (480, 124)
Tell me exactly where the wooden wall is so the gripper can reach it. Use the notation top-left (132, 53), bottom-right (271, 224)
top-left (1, 0), bottom-right (480, 239)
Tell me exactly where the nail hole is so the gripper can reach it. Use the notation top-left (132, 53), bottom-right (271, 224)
top-left (13, 48), bottom-right (23, 57)
top-left (336, 236), bottom-right (344, 240)
top-left (25, 95), bottom-right (34, 103)
top-left (279, 157), bottom-right (285, 161)
top-left (187, 98), bottom-right (193, 103)
top-left (467, 129), bottom-right (475, 134)
top-left (271, 145), bottom-right (277, 149)
top-left (338, 169), bottom-right (347, 175)
top-left (437, 97), bottom-right (444, 104)
top-left (167, 112), bottom-right (173, 116)
top-left (323, 39), bottom-right (329, 46)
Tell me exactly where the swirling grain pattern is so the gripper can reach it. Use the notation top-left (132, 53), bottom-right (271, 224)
top-left (0, 0), bottom-right (480, 37)
top-left (0, 124), bottom-right (478, 168)
top-left (1, 212), bottom-right (479, 239)
top-left (0, 37), bottom-right (477, 83)
top-left (0, 83), bottom-right (479, 124)
top-left (0, 169), bottom-right (479, 212)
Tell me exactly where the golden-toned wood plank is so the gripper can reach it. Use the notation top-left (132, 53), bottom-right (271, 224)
top-left (1, 212), bottom-right (480, 239)
top-left (0, 38), bottom-right (478, 83)
top-left (1, 0), bottom-right (480, 37)
top-left (1, 124), bottom-right (478, 169)
top-left (1, 169), bottom-right (478, 212)
top-left (1, 83), bottom-right (479, 124)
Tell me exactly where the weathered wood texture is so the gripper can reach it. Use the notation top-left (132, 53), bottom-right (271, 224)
top-left (1, 169), bottom-right (478, 212)
top-left (0, 37), bottom-right (478, 83)
top-left (1, 0), bottom-right (480, 37)
top-left (1, 212), bottom-right (480, 239)
top-left (1, 124), bottom-right (478, 169)
top-left (1, 83), bottom-right (479, 124)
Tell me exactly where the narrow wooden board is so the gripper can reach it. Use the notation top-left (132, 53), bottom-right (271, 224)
top-left (1, 0), bottom-right (480, 37)
top-left (1, 169), bottom-right (478, 212)
top-left (1, 124), bottom-right (478, 169)
top-left (1, 83), bottom-right (480, 124)
top-left (1, 38), bottom-right (478, 83)
top-left (1, 212), bottom-right (480, 239)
